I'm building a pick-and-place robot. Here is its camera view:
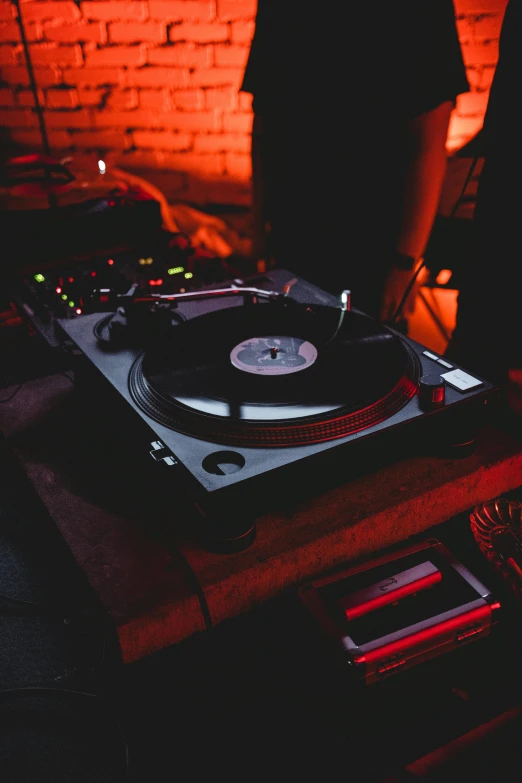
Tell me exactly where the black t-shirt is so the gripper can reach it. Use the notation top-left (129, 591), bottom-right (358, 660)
top-left (242, 1), bottom-right (469, 313)
top-left (450, 0), bottom-right (521, 377)
top-left (471, 0), bottom-right (521, 274)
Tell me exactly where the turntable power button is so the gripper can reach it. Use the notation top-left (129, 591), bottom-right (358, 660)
top-left (418, 374), bottom-right (446, 410)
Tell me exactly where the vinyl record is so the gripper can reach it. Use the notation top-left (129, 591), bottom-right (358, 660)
top-left (129, 301), bottom-right (420, 446)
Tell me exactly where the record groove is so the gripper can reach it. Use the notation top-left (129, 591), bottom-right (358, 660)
top-left (128, 304), bottom-right (421, 447)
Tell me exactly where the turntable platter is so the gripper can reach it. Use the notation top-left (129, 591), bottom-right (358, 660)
top-left (129, 302), bottom-right (420, 446)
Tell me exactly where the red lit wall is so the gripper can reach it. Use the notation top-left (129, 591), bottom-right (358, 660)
top-left (0, 0), bottom-right (509, 207)
top-left (449, 0), bottom-right (509, 151)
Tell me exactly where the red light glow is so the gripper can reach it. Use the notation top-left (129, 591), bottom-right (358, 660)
top-left (91, 271), bottom-right (97, 277)
top-left (108, 259), bottom-right (114, 266)
top-left (56, 287), bottom-right (62, 294)
top-left (362, 604), bottom-right (492, 665)
top-left (68, 277), bottom-right (74, 283)
top-left (76, 308), bottom-right (82, 314)
top-left (343, 570), bottom-right (442, 621)
top-left (435, 269), bottom-right (453, 286)
top-left (149, 279), bottom-right (163, 286)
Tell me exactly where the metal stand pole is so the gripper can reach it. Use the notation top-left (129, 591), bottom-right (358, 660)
top-left (12, 0), bottom-right (51, 157)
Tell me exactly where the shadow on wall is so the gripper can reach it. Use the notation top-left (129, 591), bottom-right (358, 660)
top-left (0, 124), bottom-right (253, 210)
top-left (0, 138), bottom-right (255, 261)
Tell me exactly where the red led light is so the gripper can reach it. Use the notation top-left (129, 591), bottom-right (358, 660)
top-left (361, 604), bottom-right (492, 665)
top-left (100, 295), bottom-right (109, 303)
top-left (108, 259), bottom-right (114, 266)
top-left (56, 287), bottom-right (62, 294)
top-left (91, 271), bottom-right (96, 277)
top-left (148, 279), bottom-right (163, 286)
top-left (68, 276), bottom-right (74, 283)
top-left (75, 308), bottom-right (82, 315)
top-left (343, 570), bottom-right (442, 621)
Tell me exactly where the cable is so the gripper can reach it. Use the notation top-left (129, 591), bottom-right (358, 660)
top-left (390, 154), bottom-right (481, 326)
top-left (449, 155), bottom-right (481, 220)
top-left (390, 259), bottom-right (426, 325)
top-left (417, 288), bottom-right (452, 343)
top-left (87, 323), bottom-right (212, 629)
top-left (0, 366), bottom-right (210, 635)
top-left (171, 548), bottom-right (213, 630)
top-left (0, 373), bottom-right (74, 403)
top-left (93, 312), bottom-right (117, 344)
top-left (0, 383), bottom-right (23, 403)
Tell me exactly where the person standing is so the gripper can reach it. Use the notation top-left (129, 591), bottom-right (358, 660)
top-left (241, 2), bottom-right (470, 325)
top-left (447, 0), bottom-right (522, 395)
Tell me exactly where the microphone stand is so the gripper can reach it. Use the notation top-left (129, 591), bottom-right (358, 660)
top-left (12, 0), bottom-right (56, 208)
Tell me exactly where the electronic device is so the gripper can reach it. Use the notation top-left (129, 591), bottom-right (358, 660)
top-left (2, 154), bottom-right (243, 347)
top-left (7, 230), bottom-right (240, 348)
top-left (54, 268), bottom-right (497, 552)
top-left (298, 538), bottom-right (501, 685)
top-left (0, 154), bottom-right (164, 270)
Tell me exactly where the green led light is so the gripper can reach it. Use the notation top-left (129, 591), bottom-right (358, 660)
top-left (34, 273), bottom-right (45, 283)
top-left (167, 266), bottom-right (184, 275)
top-left (61, 294), bottom-right (67, 300)
top-left (184, 272), bottom-right (193, 279)
top-left (68, 301), bottom-right (75, 307)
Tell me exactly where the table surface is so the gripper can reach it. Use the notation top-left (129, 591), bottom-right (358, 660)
top-left (1, 372), bottom-right (521, 664)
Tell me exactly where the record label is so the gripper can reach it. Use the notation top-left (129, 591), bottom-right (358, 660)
top-left (230, 336), bottom-right (318, 376)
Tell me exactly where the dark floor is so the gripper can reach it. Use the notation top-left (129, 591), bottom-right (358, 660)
top-left (2, 421), bottom-right (522, 782)
top-left (123, 519), bottom-right (522, 783)
top-left (2, 280), bottom-right (522, 782)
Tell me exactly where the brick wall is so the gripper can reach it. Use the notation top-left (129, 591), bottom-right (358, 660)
top-left (0, 0), bottom-right (509, 208)
top-left (450, 0), bottom-right (509, 151)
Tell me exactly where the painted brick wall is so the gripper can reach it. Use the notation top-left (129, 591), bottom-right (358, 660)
top-left (450, 0), bottom-right (509, 150)
top-left (0, 0), bottom-right (509, 207)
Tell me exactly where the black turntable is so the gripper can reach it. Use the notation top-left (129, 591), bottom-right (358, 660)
top-left (56, 269), bottom-right (497, 552)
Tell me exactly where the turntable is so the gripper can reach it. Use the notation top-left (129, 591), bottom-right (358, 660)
top-left (56, 269), bottom-right (497, 552)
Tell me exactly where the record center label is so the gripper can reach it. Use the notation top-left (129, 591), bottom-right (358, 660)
top-left (230, 336), bottom-right (318, 375)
